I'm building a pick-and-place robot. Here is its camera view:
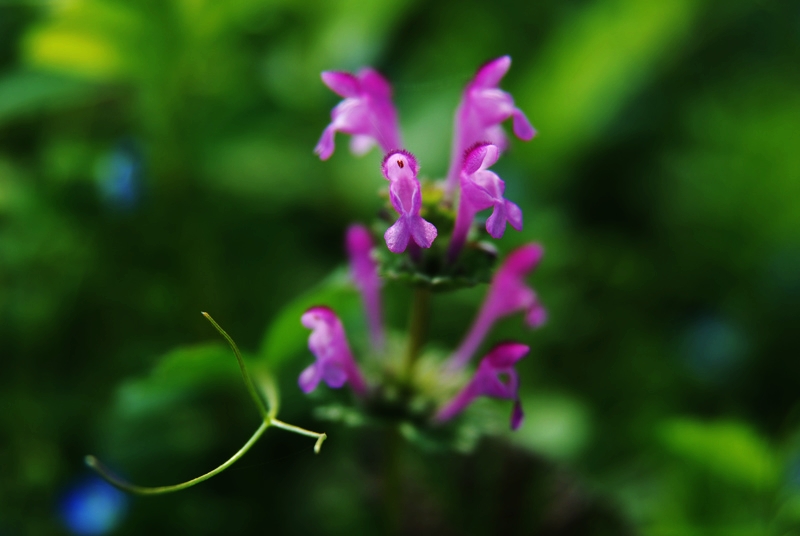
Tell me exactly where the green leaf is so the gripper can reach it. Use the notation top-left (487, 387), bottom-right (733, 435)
top-left (0, 71), bottom-right (92, 126)
top-left (101, 343), bottom-right (258, 463)
top-left (258, 267), bottom-right (361, 371)
top-left (115, 343), bottom-right (244, 419)
top-left (658, 417), bottom-right (781, 490)
top-left (518, 0), bottom-right (702, 176)
top-left (775, 494), bottom-right (800, 532)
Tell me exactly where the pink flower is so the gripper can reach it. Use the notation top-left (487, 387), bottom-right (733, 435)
top-left (436, 342), bottom-right (529, 430)
top-left (314, 68), bottom-right (402, 160)
top-left (381, 150), bottom-right (438, 253)
top-left (299, 306), bottom-right (367, 395)
top-left (446, 56), bottom-right (535, 193)
top-left (447, 244), bottom-right (546, 370)
top-left (448, 142), bottom-right (523, 261)
top-left (346, 225), bottom-right (384, 350)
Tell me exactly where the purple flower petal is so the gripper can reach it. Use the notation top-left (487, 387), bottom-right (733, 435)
top-left (447, 244), bottom-right (545, 370)
top-left (359, 68), bottom-right (393, 99)
top-left (505, 200), bottom-right (523, 230)
top-left (298, 363), bottom-right (323, 394)
top-left (381, 149), bottom-right (419, 181)
top-left (472, 56), bottom-right (512, 89)
top-left (299, 306), bottom-right (367, 395)
top-left (346, 225), bottom-right (385, 350)
top-left (437, 342), bottom-right (530, 431)
top-left (512, 109), bottom-right (536, 140)
top-left (321, 71), bottom-right (361, 98)
top-left (471, 142), bottom-right (500, 171)
top-left (484, 341), bottom-right (529, 368)
top-left (448, 143), bottom-right (523, 260)
top-left (381, 150), bottom-right (437, 253)
top-left (510, 399), bottom-right (524, 430)
top-left (525, 300), bottom-right (547, 328)
top-left (384, 219), bottom-right (411, 253)
top-left (445, 56), bottom-right (535, 193)
top-left (315, 68), bottom-right (402, 160)
top-left (350, 134), bottom-right (376, 156)
top-left (314, 126), bottom-right (336, 160)
top-left (321, 362), bottom-right (348, 388)
top-left (410, 218), bottom-right (437, 249)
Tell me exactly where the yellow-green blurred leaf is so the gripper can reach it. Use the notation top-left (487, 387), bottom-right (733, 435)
top-left (0, 71), bottom-right (92, 123)
top-left (509, 392), bottom-right (591, 461)
top-left (518, 0), bottom-right (702, 175)
top-left (658, 418), bottom-right (780, 490)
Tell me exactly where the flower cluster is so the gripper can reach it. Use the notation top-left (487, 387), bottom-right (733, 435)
top-left (302, 56), bottom-right (545, 431)
top-left (85, 56), bottom-right (548, 499)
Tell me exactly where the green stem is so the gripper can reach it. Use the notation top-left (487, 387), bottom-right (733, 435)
top-left (86, 417), bottom-right (328, 494)
top-left (202, 312), bottom-right (269, 421)
top-left (271, 419), bottom-right (328, 453)
top-left (85, 314), bottom-right (328, 494)
top-left (85, 420), bottom-right (270, 495)
top-left (404, 287), bottom-right (430, 380)
top-left (383, 427), bottom-right (402, 534)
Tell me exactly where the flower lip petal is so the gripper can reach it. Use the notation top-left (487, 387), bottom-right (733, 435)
top-left (409, 217), bottom-right (437, 249)
top-left (384, 219), bottom-right (411, 253)
top-left (485, 205), bottom-right (509, 239)
top-left (505, 201), bottom-right (523, 231)
top-left (298, 363), bottom-right (322, 393)
top-left (525, 301), bottom-right (547, 328)
top-left (512, 109), bottom-right (536, 140)
top-left (314, 127), bottom-right (336, 160)
top-left (321, 363), bottom-right (348, 388)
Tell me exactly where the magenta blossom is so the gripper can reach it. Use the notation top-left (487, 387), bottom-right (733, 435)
top-left (314, 68), bottom-right (402, 160)
top-left (300, 306), bottom-right (367, 395)
top-left (447, 244), bottom-right (546, 370)
top-left (346, 225), bottom-right (384, 350)
top-left (446, 56), bottom-right (536, 193)
top-left (448, 142), bottom-right (523, 261)
top-left (436, 342), bottom-right (529, 430)
top-left (381, 150), bottom-right (438, 253)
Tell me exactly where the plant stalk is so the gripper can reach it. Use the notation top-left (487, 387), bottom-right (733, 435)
top-left (404, 286), bottom-right (430, 380)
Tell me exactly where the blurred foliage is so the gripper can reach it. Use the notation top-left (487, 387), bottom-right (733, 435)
top-left (1, 0), bottom-right (799, 534)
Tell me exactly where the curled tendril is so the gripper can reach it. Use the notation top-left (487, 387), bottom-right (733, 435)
top-left (85, 312), bottom-right (327, 495)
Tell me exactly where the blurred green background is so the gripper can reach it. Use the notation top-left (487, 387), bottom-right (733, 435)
top-left (1, 0), bottom-right (799, 534)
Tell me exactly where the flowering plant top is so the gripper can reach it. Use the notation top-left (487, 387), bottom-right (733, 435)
top-left (306, 56), bottom-right (546, 444)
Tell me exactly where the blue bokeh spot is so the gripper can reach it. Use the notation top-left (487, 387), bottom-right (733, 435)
top-left (60, 478), bottom-right (128, 535)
